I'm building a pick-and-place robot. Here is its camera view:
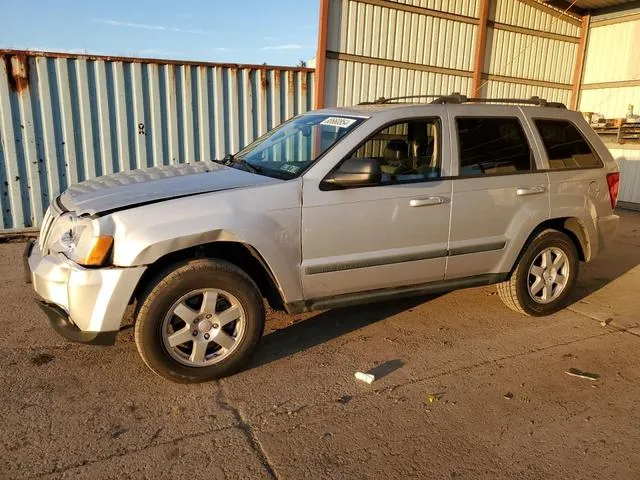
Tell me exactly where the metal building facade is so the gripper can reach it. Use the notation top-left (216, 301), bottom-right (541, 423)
top-left (578, 8), bottom-right (640, 207)
top-left (579, 11), bottom-right (640, 118)
top-left (320, 0), bottom-right (477, 106)
top-left (316, 0), bottom-right (582, 107)
top-left (0, 51), bottom-right (314, 231)
top-left (481, 0), bottom-right (581, 105)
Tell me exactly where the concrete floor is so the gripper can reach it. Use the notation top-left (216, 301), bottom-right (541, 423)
top-left (1, 210), bottom-right (640, 479)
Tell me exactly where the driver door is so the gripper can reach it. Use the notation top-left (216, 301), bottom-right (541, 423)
top-left (300, 115), bottom-right (452, 300)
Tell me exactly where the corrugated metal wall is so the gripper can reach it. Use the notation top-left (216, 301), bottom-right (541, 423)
top-left (493, 0), bottom-right (580, 36)
top-left (579, 14), bottom-right (640, 118)
top-left (322, 0), bottom-right (477, 106)
top-left (0, 51), bottom-right (315, 231)
top-left (578, 11), bottom-right (640, 206)
top-left (479, 0), bottom-right (579, 105)
top-left (320, 0), bottom-right (581, 107)
top-left (609, 147), bottom-right (640, 207)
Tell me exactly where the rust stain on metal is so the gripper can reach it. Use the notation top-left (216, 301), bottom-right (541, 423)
top-left (3, 55), bottom-right (30, 93)
top-left (273, 70), bottom-right (280, 88)
top-left (0, 49), bottom-right (315, 73)
top-left (260, 70), bottom-right (269, 90)
top-left (301, 75), bottom-right (308, 93)
top-left (287, 70), bottom-right (295, 92)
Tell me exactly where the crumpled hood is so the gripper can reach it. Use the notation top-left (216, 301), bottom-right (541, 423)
top-left (59, 161), bottom-right (280, 215)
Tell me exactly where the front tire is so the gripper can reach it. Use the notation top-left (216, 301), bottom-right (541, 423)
top-left (498, 230), bottom-right (579, 316)
top-left (134, 259), bottom-right (265, 383)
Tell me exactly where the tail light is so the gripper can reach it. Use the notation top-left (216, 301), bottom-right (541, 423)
top-left (606, 172), bottom-right (620, 210)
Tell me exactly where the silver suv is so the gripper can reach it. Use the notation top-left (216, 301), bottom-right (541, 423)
top-left (25, 94), bottom-right (620, 383)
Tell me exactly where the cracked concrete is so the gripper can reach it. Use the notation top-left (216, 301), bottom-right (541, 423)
top-left (217, 381), bottom-right (280, 479)
top-left (1, 210), bottom-right (640, 479)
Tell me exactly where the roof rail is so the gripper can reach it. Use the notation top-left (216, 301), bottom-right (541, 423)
top-left (430, 94), bottom-right (566, 108)
top-left (358, 94), bottom-right (444, 105)
top-left (359, 93), bottom-right (566, 109)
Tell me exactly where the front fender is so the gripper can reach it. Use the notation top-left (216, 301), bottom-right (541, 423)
top-left (98, 181), bottom-right (304, 303)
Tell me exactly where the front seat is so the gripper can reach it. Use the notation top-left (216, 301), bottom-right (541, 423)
top-left (383, 139), bottom-right (410, 174)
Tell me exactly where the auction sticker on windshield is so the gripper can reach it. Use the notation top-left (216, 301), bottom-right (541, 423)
top-left (320, 117), bottom-right (357, 128)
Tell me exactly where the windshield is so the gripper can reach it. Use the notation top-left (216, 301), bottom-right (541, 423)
top-left (229, 113), bottom-right (364, 179)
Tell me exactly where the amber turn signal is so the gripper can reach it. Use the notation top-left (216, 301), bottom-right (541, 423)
top-left (82, 236), bottom-right (114, 267)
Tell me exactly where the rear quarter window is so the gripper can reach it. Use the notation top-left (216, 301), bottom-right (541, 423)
top-left (534, 119), bottom-right (603, 169)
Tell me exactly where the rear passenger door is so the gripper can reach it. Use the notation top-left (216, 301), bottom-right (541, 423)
top-left (445, 106), bottom-right (550, 280)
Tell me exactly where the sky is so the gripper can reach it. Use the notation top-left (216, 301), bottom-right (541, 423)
top-left (0, 0), bottom-right (320, 66)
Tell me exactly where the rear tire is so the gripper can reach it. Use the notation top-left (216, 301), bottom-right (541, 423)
top-left (134, 259), bottom-right (265, 383)
top-left (498, 230), bottom-right (579, 316)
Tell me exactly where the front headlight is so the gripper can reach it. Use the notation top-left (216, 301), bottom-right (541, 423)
top-left (49, 213), bottom-right (113, 267)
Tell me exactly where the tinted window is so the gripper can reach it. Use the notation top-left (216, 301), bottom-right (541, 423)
top-left (456, 117), bottom-right (533, 176)
top-left (534, 119), bottom-right (602, 169)
top-left (350, 119), bottom-right (441, 184)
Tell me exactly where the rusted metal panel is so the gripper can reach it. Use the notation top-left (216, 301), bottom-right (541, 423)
top-left (0, 50), bottom-right (315, 230)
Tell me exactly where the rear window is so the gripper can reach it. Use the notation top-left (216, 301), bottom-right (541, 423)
top-left (456, 117), bottom-right (533, 176)
top-left (534, 119), bottom-right (602, 169)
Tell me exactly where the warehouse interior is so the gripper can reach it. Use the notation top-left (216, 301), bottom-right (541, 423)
top-left (315, 0), bottom-right (640, 207)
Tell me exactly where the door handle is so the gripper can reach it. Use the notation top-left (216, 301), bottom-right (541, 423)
top-left (516, 186), bottom-right (546, 196)
top-left (409, 196), bottom-right (445, 207)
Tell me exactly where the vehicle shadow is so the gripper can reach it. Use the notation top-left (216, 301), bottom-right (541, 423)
top-left (248, 295), bottom-right (436, 371)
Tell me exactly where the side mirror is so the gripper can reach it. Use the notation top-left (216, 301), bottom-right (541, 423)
top-left (322, 158), bottom-right (382, 189)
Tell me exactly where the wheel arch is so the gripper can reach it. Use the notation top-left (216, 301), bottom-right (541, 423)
top-left (130, 241), bottom-right (286, 312)
top-left (508, 216), bottom-right (589, 275)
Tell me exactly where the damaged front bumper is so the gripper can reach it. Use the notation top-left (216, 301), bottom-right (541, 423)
top-left (24, 240), bottom-right (146, 345)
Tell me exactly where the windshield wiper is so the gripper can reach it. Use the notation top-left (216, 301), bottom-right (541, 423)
top-left (214, 154), bottom-right (269, 176)
top-left (212, 153), bottom-right (234, 166)
top-left (230, 158), bottom-right (262, 175)
top-left (212, 155), bottom-right (261, 174)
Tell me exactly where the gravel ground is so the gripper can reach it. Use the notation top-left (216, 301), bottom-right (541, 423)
top-left (1, 210), bottom-right (639, 479)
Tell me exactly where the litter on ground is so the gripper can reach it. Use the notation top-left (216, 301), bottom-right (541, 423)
top-left (355, 372), bottom-right (375, 384)
top-left (565, 368), bottom-right (600, 381)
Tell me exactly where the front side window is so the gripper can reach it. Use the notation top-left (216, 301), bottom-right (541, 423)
top-left (534, 119), bottom-right (602, 169)
top-left (456, 117), bottom-right (533, 176)
top-left (349, 118), bottom-right (441, 184)
top-left (231, 113), bottom-right (364, 179)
